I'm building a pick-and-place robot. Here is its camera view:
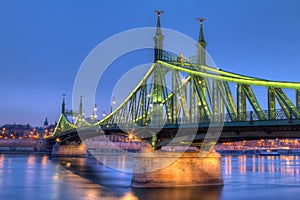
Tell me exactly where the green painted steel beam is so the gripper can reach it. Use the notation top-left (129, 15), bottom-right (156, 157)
top-left (216, 80), bottom-right (237, 120)
top-left (74, 115), bottom-right (91, 127)
top-left (193, 76), bottom-right (211, 120)
top-left (272, 88), bottom-right (291, 119)
top-left (297, 89), bottom-right (300, 108)
top-left (273, 87), bottom-right (300, 118)
top-left (96, 64), bottom-right (156, 125)
top-left (174, 70), bottom-right (190, 120)
top-left (193, 64), bottom-right (260, 80)
top-left (52, 114), bottom-right (76, 136)
top-left (158, 61), bottom-right (300, 89)
top-left (242, 84), bottom-right (266, 120)
top-left (237, 84), bottom-right (246, 120)
top-left (268, 87), bottom-right (276, 120)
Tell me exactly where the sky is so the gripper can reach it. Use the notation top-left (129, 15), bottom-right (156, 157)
top-left (1, 0), bottom-right (300, 126)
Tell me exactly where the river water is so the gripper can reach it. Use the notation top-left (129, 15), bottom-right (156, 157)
top-left (0, 153), bottom-right (299, 200)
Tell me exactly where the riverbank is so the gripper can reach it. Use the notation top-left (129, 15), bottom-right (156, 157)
top-left (0, 150), bottom-right (50, 155)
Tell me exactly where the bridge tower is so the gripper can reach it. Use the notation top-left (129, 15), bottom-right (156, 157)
top-left (153, 10), bottom-right (164, 61)
top-left (79, 95), bottom-right (83, 115)
top-left (61, 94), bottom-right (66, 114)
top-left (196, 18), bottom-right (210, 120)
top-left (52, 95), bottom-right (76, 136)
top-left (151, 10), bottom-right (165, 127)
top-left (196, 18), bottom-right (207, 66)
top-left (196, 18), bottom-right (225, 121)
top-left (74, 96), bottom-right (90, 127)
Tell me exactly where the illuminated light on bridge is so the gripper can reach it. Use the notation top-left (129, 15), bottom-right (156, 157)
top-left (66, 162), bottom-right (71, 168)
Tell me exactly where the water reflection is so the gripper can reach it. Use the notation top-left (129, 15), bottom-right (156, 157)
top-left (1, 154), bottom-right (300, 199)
top-left (252, 155), bottom-right (256, 172)
top-left (224, 156), bottom-right (232, 175)
top-left (133, 187), bottom-right (222, 200)
top-left (224, 154), bottom-right (300, 175)
top-left (238, 155), bottom-right (246, 174)
top-left (52, 156), bottom-right (222, 200)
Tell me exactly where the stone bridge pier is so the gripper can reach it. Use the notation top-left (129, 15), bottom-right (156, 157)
top-left (131, 148), bottom-right (223, 188)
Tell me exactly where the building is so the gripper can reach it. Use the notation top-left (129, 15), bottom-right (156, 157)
top-left (0, 124), bottom-right (36, 139)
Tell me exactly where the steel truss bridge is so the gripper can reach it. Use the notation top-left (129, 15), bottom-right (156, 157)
top-left (48, 12), bottom-right (300, 146)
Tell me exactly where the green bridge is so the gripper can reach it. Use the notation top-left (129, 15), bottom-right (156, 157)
top-left (47, 11), bottom-right (300, 147)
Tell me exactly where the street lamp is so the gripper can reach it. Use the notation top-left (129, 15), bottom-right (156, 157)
top-left (102, 111), bottom-right (106, 118)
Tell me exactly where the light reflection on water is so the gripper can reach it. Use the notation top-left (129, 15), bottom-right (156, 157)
top-left (0, 154), bottom-right (300, 199)
top-left (224, 154), bottom-right (300, 175)
top-left (223, 154), bottom-right (300, 200)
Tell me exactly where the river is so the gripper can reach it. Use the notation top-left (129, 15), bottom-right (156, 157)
top-left (0, 153), bottom-right (299, 200)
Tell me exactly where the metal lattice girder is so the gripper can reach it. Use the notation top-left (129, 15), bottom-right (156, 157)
top-left (74, 114), bottom-right (91, 127)
top-left (116, 105), bottom-right (122, 123)
top-left (189, 78), bottom-right (203, 123)
top-left (95, 55), bottom-right (300, 128)
top-left (237, 84), bottom-right (246, 120)
top-left (150, 70), bottom-right (193, 124)
top-left (124, 98), bottom-right (131, 124)
top-left (95, 63), bottom-right (156, 126)
top-left (136, 82), bottom-right (148, 125)
top-left (161, 68), bottom-right (172, 123)
top-left (271, 88), bottom-right (291, 119)
top-left (212, 80), bottom-right (220, 116)
top-left (220, 95), bottom-right (224, 118)
top-left (152, 63), bottom-right (163, 104)
top-left (193, 76), bottom-right (211, 120)
top-left (158, 60), bottom-right (300, 89)
top-left (150, 63), bottom-right (165, 125)
top-left (180, 83), bottom-right (190, 122)
top-left (216, 80), bottom-right (237, 121)
top-left (272, 87), bottom-right (300, 118)
top-left (170, 69), bottom-right (177, 123)
top-left (199, 77), bottom-right (207, 119)
top-left (268, 87), bottom-right (276, 120)
top-left (189, 79), bottom-right (196, 123)
top-left (192, 63), bottom-right (257, 80)
top-left (277, 95), bottom-right (290, 118)
top-left (181, 84), bottom-right (190, 123)
top-left (204, 78), bottom-right (213, 106)
top-left (130, 93), bottom-right (137, 122)
top-left (241, 84), bottom-right (266, 120)
top-left (296, 89), bottom-right (300, 108)
top-left (123, 63), bottom-right (173, 126)
top-left (52, 114), bottom-right (76, 136)
top-left (173, 70), bottom-right (190, 120)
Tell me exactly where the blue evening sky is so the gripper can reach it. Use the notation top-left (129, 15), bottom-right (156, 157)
top-left (1, 0), bottom-right (300, 126)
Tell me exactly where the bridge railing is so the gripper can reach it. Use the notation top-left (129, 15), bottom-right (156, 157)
top-left (159, 49), bottom-right (181, 63)
top-left (99, 107), bottom-right (298, 129)
top-left (159, 50), bottom-right (196, 65)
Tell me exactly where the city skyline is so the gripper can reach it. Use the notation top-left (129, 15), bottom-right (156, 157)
top-left (1, 0), bottom-right (300, 126)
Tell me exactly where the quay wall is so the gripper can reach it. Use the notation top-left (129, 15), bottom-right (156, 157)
top-left (52, 143), bottom-right (87, 156)
top-left (0, 139), bottom-right (45, 152)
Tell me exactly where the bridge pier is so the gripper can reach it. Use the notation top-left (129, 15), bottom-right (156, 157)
top-left (131, 148), bottom-right (223, 188)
